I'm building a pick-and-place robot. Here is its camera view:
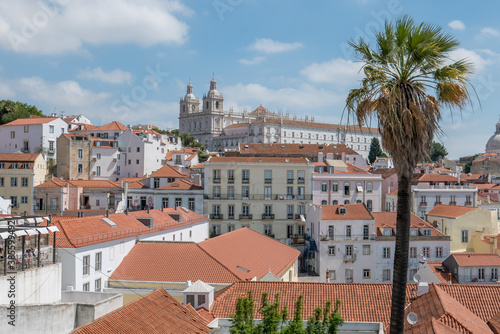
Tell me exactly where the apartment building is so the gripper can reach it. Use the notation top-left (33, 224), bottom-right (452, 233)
top-left (0, 116), bottom-right (68, 163)
top-left (307, 204), bottom-right (450, 283)
top-left (312, 159), bottom-right (382, 212)
top-left (56, 133), bottom-right (92, 180)
top-left (443, 253), bottom-right (500, 283)
top-left (0, 153), bottom-right (47, 214)
top-left (204, 156), bottom-right (314, 240)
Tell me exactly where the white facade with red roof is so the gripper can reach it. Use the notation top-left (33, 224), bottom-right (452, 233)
top-left (165, 147), bottom-right (200, 168)
top-left (307, 204), bottom-right (450, 283)
top-left (0, 116), bottom-right (68, 162)
top-left (443, 253), bottom-right (500, 283)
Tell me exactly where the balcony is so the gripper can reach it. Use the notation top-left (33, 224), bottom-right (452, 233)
top-left (287, 213), bottom-right (294, 219)
top-left (204, 194), bottom-right (313, 201)
top-left (320, 234), bottom-right (376, 242)
top-left (265, 178), bottom-right (272, 184)
top-left (228, 215), bottom-right (234, 220)
top-left (209, 214), bottom-right (223, 220)
top-left (435, 201), bottom-right (442, 205)
top-left (228, 178), bottom-right (234, 184)
top-left (343, 254), bottom-right (357, 262)
top-left (465, 201), bottom-right (472, 206)
top-left (242, 178), bottom-right (250, 184)
top-left (287, 178), bottom-right (294, 184)
top-left (449, 201), bottom-right (457, 206)
top-left (297, 178), bottom-right (305, 184)
top-left (213, 178), bottom-right (221, 184)
top-left (419, 202), bottom-right (427, 207)
top-left (239, 214), bottom-right (253, 220)
top-left (262, 214), bottom-right (275, 220)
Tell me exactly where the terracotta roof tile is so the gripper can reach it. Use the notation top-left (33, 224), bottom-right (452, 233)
top-left (0, 153), bottom-right (41, 162)
top-left (70, 288), bottom-right (210, 334)
top-left (36, 180), bottom-right (121, 188)
top-left (191, 164), bottom-right (205, 169)
top-left (150, 164), bottom-right (189, 178)
top-left (237, 143), bottom-right (359, 156)
top-left (489, 311), bottom-right (500, 334)
top-left (158, 179), bottom-right (203, 190)
top-left (225, 123), bottom-right (248, 129)
top-left (450, 253), bottom-right (500, 267)
top-left (426, 262), bottom-right (457, 284)
top-left (2, 116), bottom-right (59, 126)
top-left (371, 168), bottom-right (397, 178)
top-left (427, 205), bottom-right (478, 219)
top-left (94, 121), bottom-right (128, 131)
top-left (127, 181), bottom-right (147, 189)
top-left (319, 204), bottom-right (373, 221)
top-left (209, 156), bottom-right (309, 163)
top-left (109, 242), bottom-right (240, 284)
top-left (372, 212), bottom-right (445, 236)
top-left (414, 174), bottom-right (459, 183)
top-left (199, 228), bottom-right (300, 280)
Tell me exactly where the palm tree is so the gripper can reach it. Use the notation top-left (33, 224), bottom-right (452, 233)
top-left (345, 16), bottom-right (473, 333)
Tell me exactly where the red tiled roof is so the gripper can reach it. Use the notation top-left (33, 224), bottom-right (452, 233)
top-left (237, 143), bottom-right (359, 156)
top-left (2, 116), bottom-right (58, 126)
top-left (36, 180), bottom-right (121, 188)
top-left (127, 181), bottom-right (147, 189)
top-left (249, 106), bottom-right (272, 115)
top-left (405, 284), bottom-right (493, 333)
top-left (95, 121), bottom-right (128, 131)
top-left (150, 164), bottom-right (189, 178)
top-left (70, 288), bottom-right (210, 334)
top-left (489, 311), bottom-right (500, 334)
top-left (186, 152), bottom-right (198, 161)
top-left (426, 262), bottom-right (457, 284)
top-left (451, 253), bottom-right (500, 267)
top-left (119, 177), bottom-right (147, 183)
top-left (210, 281), bottom-right (417, 327)
top-left (109, 242), bottom-right (240, 284)
top-left (209, 156), bottom-right (309, 163)
top-left (199, 228), bottom-right (300, 280)
top-left (427, 205), bottom-right (478, 219)
top-left (371, 168), bottom-right (397, 179)
top-left (0, 153), bottom-right (41, 162)
top-left (319, 204), bottom-right (373, 221)
top-left (191, 164), bottom-right (205, 169)
top-left (414, 174), bottom-right (459, 183)
top-left (225, 123), bottom-right (248, 129)
top-left (372, 212), bottom-right (445, 237)
top-left (165, 151), bottom-right (173, 161)
top-left (158, 179), bottom-right (203, 190)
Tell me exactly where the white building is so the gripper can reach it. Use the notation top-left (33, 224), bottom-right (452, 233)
top-left (178, 78), bottom-right (381, 159)
top-left (443, 253), bottom-right (500, 283)
top-left (0, 116), bottom-right (68, 163)
top-left (54, 208), bottom-right (209, 292)
top-left (307, 204), bottom-right (450, 283)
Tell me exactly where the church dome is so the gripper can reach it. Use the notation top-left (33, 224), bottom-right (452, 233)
top-left (207, 75), bottom-right (219, 98)
top-left (184, 81), bottom-right (195, 101)
top-left (486, 120), bottom-right (500, 153)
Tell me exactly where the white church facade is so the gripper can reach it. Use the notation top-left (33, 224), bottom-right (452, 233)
top-left (178, 77), bottom-right (381, 160)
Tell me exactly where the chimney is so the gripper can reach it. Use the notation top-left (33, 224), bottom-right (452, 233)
top-left (106, 210), bottom-right (109, 218)
top-left (318, 152), bottom-right (324, 163)
top-left (417, 282), bottom-right (429, 296)
top-left (448, 273), bottom-right (452, 285)
top-left (185, 280), bottom-right (192, 288)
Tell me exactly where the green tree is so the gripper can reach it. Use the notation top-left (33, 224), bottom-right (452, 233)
top-left (429, 141), bottom-right (448, 162)
top-left (0, 100), bottom-right (45, 124)
top-left (463, 154), bottom-right (479, 173)
top-left (345, 16), bottom-right (473, 333)
top-left (368, 138), bottom-right (384, 164)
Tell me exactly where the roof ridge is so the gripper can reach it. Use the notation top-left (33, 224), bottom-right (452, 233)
top-left (196, 243), bottom-right (245, 281)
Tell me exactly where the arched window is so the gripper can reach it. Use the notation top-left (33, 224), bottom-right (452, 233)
top-left (332, 200), bottom-right (338, 205)
top-left (321, 200), bottom-right (327, 205)
top-left (344, 182), bottom-right (350, 196)
top-left (344, 200), bottom-right (350, 204)
top-left (356, 200), bottom-right (362, 204)
top-left (216, 101), bottom-right (219, 109)
top-left (332, 182), bottom-right (338, 192)
top-left (367, 200), bottom-right (373, 212)
top-left (321, 182), bottom-right (328, 192)
top-left (206, 101), bottom-right (209, 109)
top-left (367, 182), bottom-right (373, 193)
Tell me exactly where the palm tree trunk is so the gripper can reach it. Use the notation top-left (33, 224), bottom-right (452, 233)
top-left (389, 173), bottom-right (412, 333)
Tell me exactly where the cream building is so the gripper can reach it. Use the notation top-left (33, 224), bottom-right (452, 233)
top-left (56, 133), bottom-right (92, 180)
top-left (0, 153), bottom-right (47, 214)
top-left (427, 205), bottom-right (500, 253)
top-left (203, 156), bottom-right (314, 240)
top-left (178, 78), bottom-right (382, 159)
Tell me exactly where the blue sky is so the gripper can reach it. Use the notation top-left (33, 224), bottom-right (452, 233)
top-left (0, 0), bottom-right (498, 159)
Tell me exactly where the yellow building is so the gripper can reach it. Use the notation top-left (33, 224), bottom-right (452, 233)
top-left (0, 153), bottom-right (47, 214)
top-left (427, 204), bottom-right (500, 253)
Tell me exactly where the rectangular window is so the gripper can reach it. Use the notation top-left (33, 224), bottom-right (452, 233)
top-left (298, 205), bottom-right (305, 215)
top-left (95, 199), bottom-right (100, 207)
top-left (10, 196), bottom-right (18, 208)
top-left (287, 170), bottom-right (294, 184)
top-left (242, 169), bottom-right (250, 183)
top-left (188, 198), bottom-right (195, 211)
top-left (410, 247), bottom-right (417, 258)
top-left (298, 186), bottom-right (305, 200)
top-left (242, 186), bottom-right (249, 199)
top-left (212, 224), bottom-right (221, 236)
top-left (264, 186), bottom-right (272, 200)
top-left (83, 282), bottom-right (90, 292)
top-left (328, 246), bottom-right (335, 255)
top-left (213, 169), bottom-right (221, 183)
top-left (462, 230), bottom-right (469, 243)
top-left (0, 177), bottom-right (3, 187)
top-left (21, 177), bottom-right (28, 187)
top-left (298, 225), bottom-right (305, 235)
top-left (136, 147), bottom-right (140, 152)
top-left (328, 225), bottom-right (334, 239)
top-left (95, 278), bottom-right (101, 292)
top-left (227, 169), bottom-right (234, 183)
top-left (49, 125), bottom-right (54, 133)
top-left (363, 245), bottom-right (371, 255)
top-left (10, 131), bottom-right (15, 138)
top-left (383, 269), bottom-right (391, 281)
top-left (154, 178), bottom-right (160, 188)
top-left (10, 177), bottom-right (17, 187)
top-left (136, 159), bottom-right (140, 164)
top-left (422, 247), bottom-right (430, 258)
top-left (175, 197), bottom-right (182, 207)
top-left (242, 204), bottom-right (250, 216)
top-left (332, 182), bottom-right (338, 192)
top-left (228, 205), bottom-right (235, 219)
top-left (96, 166), bottom-right (101, 176)
top-left (297, 170), bottom-right (305, 184)
top-left (287, 205), bottom-right (294, 219)
top-left (363, 225), bottom-right (369, 240)
top-left (264, 170), bottom-right (272, 183)
top-left (50, 198), bottom-right (57, 210)
top-left (345, 269), bottom-right (353, 283)
top-left (478, 268), bottom-right (485, 281)
top-left (162, 198), bottom-right (169, 208)
top-left (345, 225), bottom-right (352, 239)
top-left (95, 252), bottom-right (102, 271)
top-left (264, 204), bottom-right (272, 216)
top-left (21, 196), bottom-right (28, 204)
top-left (227, 186), bottom-right (234, 199)
top-left (287, 225), bottom-right (294, 238)
top-left (363, 269), bottom-right (371, 279)
top-left (213, 186), bottom-right (221, 199)
top-left (78, 164), bottom-right (83, 174)
top-left (24, 125), bottom-right (29, 133)
top-left (83, 255), bottom-right (90, 276)
top-left (264, 224), bottom-right (272, 236)
top-left (328, 270), bottom-right (336, 280)
top-left (344, 183), bottom-right (350, 195)
top-left (23, 141), bottom-right (29, 152)
top-left (492, 268), bottom-right (498, 281)
top-left (435, 247), bottom-right (443, 258)
top-left (78, 149), bottom-right (83, 159)
top-left (227, 224), bottom-right (235, 232)
top-left (49, 140), bottom-right (54, 152)
top-left (383, 247), bottom-right (391, 259)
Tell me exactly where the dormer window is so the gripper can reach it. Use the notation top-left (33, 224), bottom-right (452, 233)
top-left (422, 229), bottom-right (431, 236)
top-left (383, 229), bottom-right (392, 236)
top-left (338, 206), bottom-right (346, 214)
top-left (410, 229), bottom-right (418, 236)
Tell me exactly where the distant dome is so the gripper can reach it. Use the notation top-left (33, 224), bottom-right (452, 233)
top-left (184, 82), bottom-right (195, 101)
top-left (207, 75), bottom-right (219, 98)
top-left (486, 120), bottom-right (500, 153)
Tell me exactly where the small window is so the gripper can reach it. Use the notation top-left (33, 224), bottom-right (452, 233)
top-left (383, 247), bottom-right (391, 259)
top-left (363, 245), bottom-right (370, 255)
top-left (363, 269), bottom-right (371, 279)
top-left (328, 246), bottom-right (335, 255)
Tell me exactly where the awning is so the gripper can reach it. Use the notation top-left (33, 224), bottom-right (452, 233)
top-left (26, 218), bottom-right (35, 224)
top-left (47, 226), bottom-right (59, 232)
top-left (14, 230), bottom-right (28, 236)
top-left (37, 228), bottom-right (49, 234)
top-left (35, 217), bottom-right (44, 223)
top-left (0, 232), bottom-right (10, 239)
top-left (26, 230), bottom-right (38, 236)
top-left (356, 185), bottom-right (363, 193)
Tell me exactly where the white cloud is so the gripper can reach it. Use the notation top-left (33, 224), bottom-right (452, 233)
top-left (480, 27), bottom-right (500, 37)
top-left (0, 0), bottom-right (191, 54)
top-left (448, 48), bottom-right (494, 73)
top-left (223, 83), bottom-right (345, 112)
top-left (239, 56), bottom-right (266, 65)
top-left (448, 20), bottom-right (466, 31)
top-left (300, 58), bottom-right (363, 86)
top-left (77, 67), bottom-right (132, 85)
top-left (249, 38), bottom-right (303, 54)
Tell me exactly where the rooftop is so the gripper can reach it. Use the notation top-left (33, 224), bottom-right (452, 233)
top-left (94, 121), bottom-right (128, 131)
top-left (149, 164), bottom-right (189, 178)
top-left (237, 143), bottom-right (359, 156)
top-left (372, 212), bottom-right (445, 237)
top-left (427, 205), bottom-right (478, 219)
top-left (209, 156), bottom-right (309, 164)
top-left (2, 116), bottom-right (59, 126)
top-left (319, 204), bottom-right (374, 221)
top-left (450, 253), bottom-right (500, 267)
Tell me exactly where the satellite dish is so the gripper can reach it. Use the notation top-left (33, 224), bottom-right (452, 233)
top-left (407, 312), bottom-right (418, 325)
top-left (413, 273), bottom-right (421, 283)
